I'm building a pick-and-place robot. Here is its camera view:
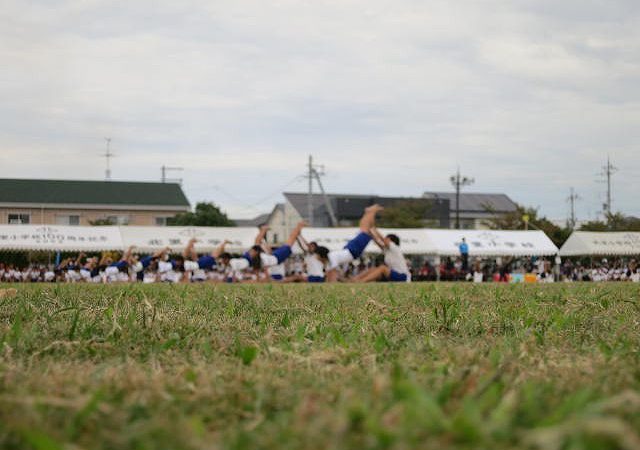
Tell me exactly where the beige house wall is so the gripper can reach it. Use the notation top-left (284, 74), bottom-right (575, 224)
top-left (266, 202), bottom-right (306, 244)
top-left (0, 207), bottom-right (182, 226)
top-left (263, 204), bottom-right (304, 245)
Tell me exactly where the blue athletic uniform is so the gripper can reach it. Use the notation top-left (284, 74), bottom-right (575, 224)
top-left (197, 255), bottom-right (217, 270)
top-left (344, 232), bottom-right (372, 259)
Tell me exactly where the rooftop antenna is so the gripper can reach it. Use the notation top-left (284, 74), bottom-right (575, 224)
top-left (161, 165), bottom-right (184, 184)
top-left (103, 137), bottom-right (115, 181)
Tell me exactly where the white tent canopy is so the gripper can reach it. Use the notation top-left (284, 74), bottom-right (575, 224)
top-left (0, 225), bottom-right (559, 257)
top-left (297, 227), bottom-right (378, 253)
top-left (298, 227), bottom-right (438, 254)
top-left (0, 225), bottom-right (123, 251)
top-left (425, 229), bottom-right (558, 257)
top-left (0, 225), bottom-right (258, 253)
top-left (119, 226), bottom-right (258, 253)
top-left (559, 231), bottom-right (640, 256)
top-left (379, 228), bottom-right (438, 255)
top-left (299, 228), bottom-right (557, 256)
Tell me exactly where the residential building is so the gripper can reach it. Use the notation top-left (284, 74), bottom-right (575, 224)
top-left (0, 179), bottom-right (190, 226)
top-left (422, 192), bottom-right (518, 229)
top-left (262, 193), bottom-right (450, 243)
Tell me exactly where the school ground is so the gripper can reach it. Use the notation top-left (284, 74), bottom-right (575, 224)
top-left (1, 282), bottom-right (639, 450)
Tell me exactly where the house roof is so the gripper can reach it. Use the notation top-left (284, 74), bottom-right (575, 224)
top-left (233, 213), bottom-right (270, 227)
top-left (0, 179), bottom-right (190, 209)
top-left (232, 203), bottom-right (285, 227)
top-left (283, 192), bottom-right (449, 222)
top-left (422, 192), bottom-right (517, 213)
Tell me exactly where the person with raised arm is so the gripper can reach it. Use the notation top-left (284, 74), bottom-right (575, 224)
top-left (259, 221), bottom-right (307, 281)
top-left (156, 247), bottom-right (187, 283)
top-left (289, 234), bottom-right (326, 283)
top-left (351, 228), bottom-right (411, 283)
top-left (313, 204), bottom-right (383, 282)
top-left (104, 245), bottom-right (136, 282)
top-left (131, 246), bottom-right (170, 282)
top-left (182, 238), bottom-right (232, 282)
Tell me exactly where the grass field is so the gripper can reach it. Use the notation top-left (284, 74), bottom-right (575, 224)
top-left (0, 283), bottom-right (639, 450)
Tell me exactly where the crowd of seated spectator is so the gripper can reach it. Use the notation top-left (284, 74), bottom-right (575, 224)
top-left (1, 256), bottom-right (638, 284)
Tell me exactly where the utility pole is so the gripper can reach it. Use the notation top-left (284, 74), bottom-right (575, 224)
top-left (600, 156), bottom-right (617, 216)
top-left (313, 165), bottom-right (338, 226)
top-left (449, 167), bottom-right (474, 229)
top-left (161, 165), bottom-right (184, 184)
top-left (566, 187), bottom-right (581, 229)
top-left (103, 138), bottom-right (115, 180)
top-left (307, 155), bottom-right (314, 226)
top-left (305, 155), bottom-right (337, 227)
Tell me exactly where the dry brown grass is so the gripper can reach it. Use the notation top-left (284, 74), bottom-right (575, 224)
top-left (0, 282), bottom-right (638, 449)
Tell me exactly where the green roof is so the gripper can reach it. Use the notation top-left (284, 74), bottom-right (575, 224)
top-left (0, 179), bottom-right (190, 208)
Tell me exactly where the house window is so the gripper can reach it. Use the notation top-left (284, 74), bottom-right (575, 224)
top-left (106, 215), bottom-right (130, 225)
top-left (8, 213), bottom-right (30, 224)
top-left (56, 215), bottom-right (80, 226)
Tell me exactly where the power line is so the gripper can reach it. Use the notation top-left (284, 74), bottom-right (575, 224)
top-left (244, 175), bottom-right (305, 209)
top-left (186, 175), bottom-right (305, 214)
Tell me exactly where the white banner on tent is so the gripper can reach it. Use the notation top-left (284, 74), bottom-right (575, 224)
top-left (298, 227), bottom-right (436, 254)
top-left (118, 226), bottom-right (258, 253)
top-left (378, 228), bottom-right (437, 254)
top-left (559, 231), bottom-right (640, 256)
top-left (425, 229), bottom-right (558, 256)
top-left (0, 225), bottom-right (558, 257)
top-left (0, 225), bottom-right (123, 251)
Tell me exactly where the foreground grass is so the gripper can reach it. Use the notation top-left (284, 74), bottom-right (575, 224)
top-left (0, 283), bottom-right (639, 450)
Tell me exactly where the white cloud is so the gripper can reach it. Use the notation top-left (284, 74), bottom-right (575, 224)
top-left (0, 0), bottom-right (638, 219)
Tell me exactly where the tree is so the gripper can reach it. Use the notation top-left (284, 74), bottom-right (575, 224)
top-left (580, 213), bottom-right (640, 232)
top-left (483, 203), bottom-right (571, 248)
top-left (377, 200), bottom-right (439, 228)
top-left (89, 218), bottom-right (116, 226)
top-left (579, 220), bottom-right (608, 232)
top-left (168, 202), bottom-right (235, 226)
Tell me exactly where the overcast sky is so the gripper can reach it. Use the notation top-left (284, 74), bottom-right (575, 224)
top-left (1, 0), bottom-right (639, 221)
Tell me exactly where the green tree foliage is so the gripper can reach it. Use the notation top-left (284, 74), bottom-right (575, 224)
top-left (482, 204), bottom-right (571, 247)
top-left (377, 200), bottom-right (439, 228)
top-left (89, 218), bottom-right (116, 226)
top-left (168, 202), bottom-right (235, 227)
top-left (580, 213), bottom-right (640, 232)
top-left (579, 220), bottom-right (608, 231)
